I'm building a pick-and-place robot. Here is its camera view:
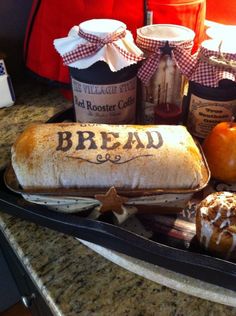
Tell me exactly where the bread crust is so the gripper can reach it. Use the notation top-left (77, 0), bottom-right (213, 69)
top-left (11, 123), bottom-right (204, 190)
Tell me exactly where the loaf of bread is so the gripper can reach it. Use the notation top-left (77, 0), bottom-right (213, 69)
top-left (11, 123), bottom-right (204, 190)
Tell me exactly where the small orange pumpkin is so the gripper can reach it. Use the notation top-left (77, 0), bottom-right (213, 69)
top-left (202, 121), bottom-right (236, 183)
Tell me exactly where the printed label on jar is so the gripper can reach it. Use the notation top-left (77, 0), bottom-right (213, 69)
top-left (71, 77), bottom-right (137, 124)
top-left (187, 94), bottom-right (236, 138)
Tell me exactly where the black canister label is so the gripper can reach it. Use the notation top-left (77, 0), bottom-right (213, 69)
top-left (71, 77), bottom-right (137, 124)
top-left (187, 94), bottom-right (236, 138)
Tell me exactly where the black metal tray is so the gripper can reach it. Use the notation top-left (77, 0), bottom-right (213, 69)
top-left (1, 168), bottom-right (236, 291)
top-left (0, 107), bottom-right (236, 292)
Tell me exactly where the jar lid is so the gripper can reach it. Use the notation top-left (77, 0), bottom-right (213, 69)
top-left (54, 19), bottom-right (143, 72)
top-left (202, 39), bottom-right (236, 54)
top-left (79, 19), bottom-right (126, 38)
top-left (136, 24), bottom-right (195, 84)
top-left (206, 24), bottom-right (236, 43)
top-left (188, 39), bottom-right (236, 87)
top-left (137, 24), bottom-right (195, 42)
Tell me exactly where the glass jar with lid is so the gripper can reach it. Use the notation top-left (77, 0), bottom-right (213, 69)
top-left (136, 24), bottom-right (195, 124)
top-left (185, 38), bottom-right (236, 139)
top-left (54, 19), bottom-right (143, 124)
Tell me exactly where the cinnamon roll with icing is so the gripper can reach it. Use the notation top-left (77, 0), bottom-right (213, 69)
top-left (196, 192), bottom-right (236, 260)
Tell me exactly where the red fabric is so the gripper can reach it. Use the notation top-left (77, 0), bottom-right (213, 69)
top-left (206, 0), bottom-right (236, 24)
top-left (24, 0), bottom-right (206, 85)
top-left (24, 0), bottom-right (145, 85)
top-left (148, 0), bottom-right (206, 52)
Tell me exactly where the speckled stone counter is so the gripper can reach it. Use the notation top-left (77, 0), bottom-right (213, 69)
top-left (1, 80), bottom-right (236, 316)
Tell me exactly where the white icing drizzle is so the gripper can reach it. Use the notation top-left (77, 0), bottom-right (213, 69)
top-left (226, 233), bottom-right (236, 260)
top-left (216, 230), bottom-right (224, 245)
top-left (227, 208), bottom-right (232, 217)
top-left (211, 211), bottom-right (221, 224)
top-left (200, 220), bottom-right (214, 248)
top-left (200, 207), bottom-right (209, 215)
top-left (220, 218), bottom-right (231, 229)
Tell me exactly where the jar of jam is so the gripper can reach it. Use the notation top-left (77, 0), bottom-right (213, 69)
top-left (185, 39), bottom-right (236, 139)
top-left (54, 19), bottom-right (143, 124)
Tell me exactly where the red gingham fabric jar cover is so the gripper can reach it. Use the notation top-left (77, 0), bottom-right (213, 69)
top-left (54, 19), bottom-right (144, 72)
top-left (136, 27), bottom-right (195, 85)
top-left (62, 27), bottom-right (144, 65)
top-left (188, 40), bottom-right (236, 88)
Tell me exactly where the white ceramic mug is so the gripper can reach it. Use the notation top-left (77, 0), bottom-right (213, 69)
top-left (0, 59), bottom-right (15, 108)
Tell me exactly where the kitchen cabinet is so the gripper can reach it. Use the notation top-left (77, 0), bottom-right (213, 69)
top-left (0, 248), bottom-right (19, 312)
top-left (0, 230), bottom-right (53, 316)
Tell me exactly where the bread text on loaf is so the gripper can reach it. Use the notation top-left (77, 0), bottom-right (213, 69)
top-left (11, 123), bottom-right (204, 190)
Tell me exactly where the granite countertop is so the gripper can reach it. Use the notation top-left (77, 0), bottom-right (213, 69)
top-left (1, 80), bottom-right (236, 316)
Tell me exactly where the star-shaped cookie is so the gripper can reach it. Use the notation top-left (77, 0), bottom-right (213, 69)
top-left (95, 186), bottom-right (128, 214)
